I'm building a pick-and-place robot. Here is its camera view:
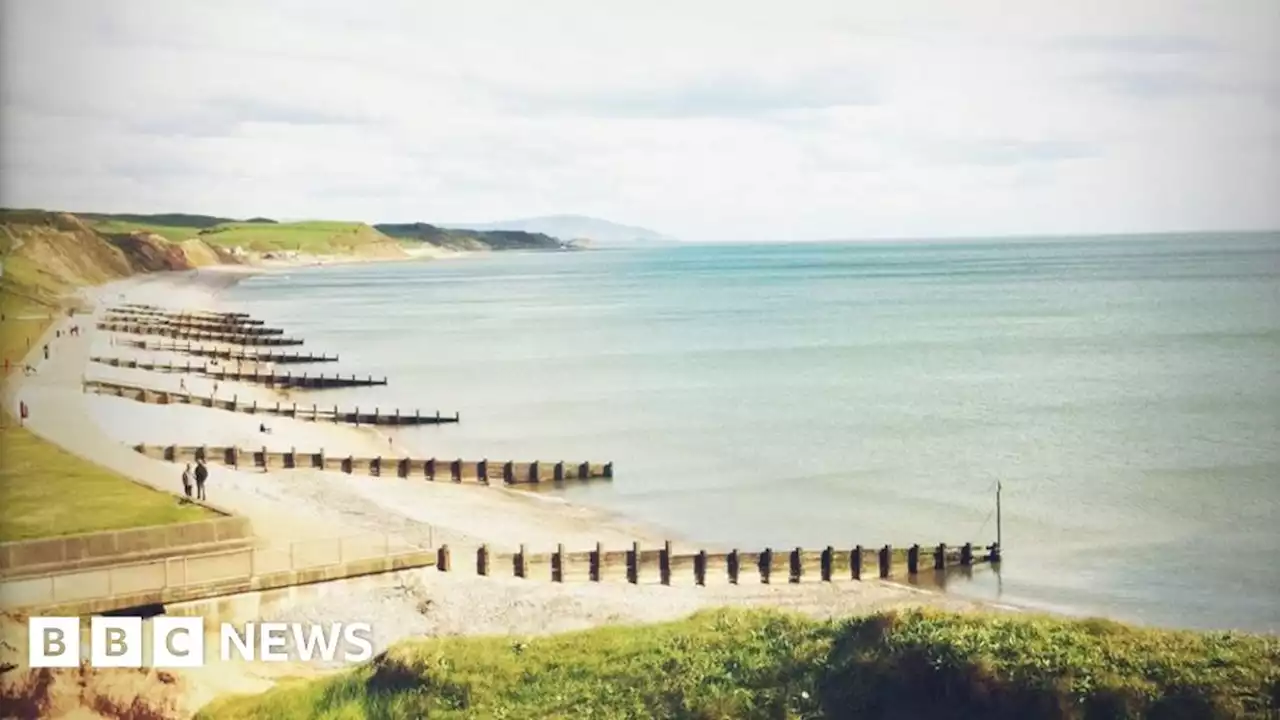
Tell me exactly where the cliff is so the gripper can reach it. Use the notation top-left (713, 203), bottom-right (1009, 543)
top-left (0, 210), bottom-right (240, 314)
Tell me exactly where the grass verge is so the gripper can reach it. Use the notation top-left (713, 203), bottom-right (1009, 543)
top-left (199, 607), bottom-right (1280, 719)
top-left (0, 419), bottom-right (215, 542)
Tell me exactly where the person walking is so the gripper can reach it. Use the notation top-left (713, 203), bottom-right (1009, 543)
top-left (181, 463), bottom-right (194, 500)
top-left (194, 459), bottom-right (209, 501)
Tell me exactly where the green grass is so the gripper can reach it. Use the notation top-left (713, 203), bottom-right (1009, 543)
top-left (84, 219), bottom-right (206, 241)
top-left (0, 420), bottom-right (216, 542)
top-left (198, 608), bottom-right (1279, 719)
top-left (195, 221), bottom-right (392, 253)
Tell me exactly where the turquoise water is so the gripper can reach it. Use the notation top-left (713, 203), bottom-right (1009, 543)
top-left (221, 234), bottom-right (1280, 632)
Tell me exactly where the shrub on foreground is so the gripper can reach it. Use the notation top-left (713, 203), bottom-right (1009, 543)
top-left (200, 608), bottom-right (1280, 719)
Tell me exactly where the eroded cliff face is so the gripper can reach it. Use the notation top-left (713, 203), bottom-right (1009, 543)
top-left (0, 211), bottom-right (240, 312)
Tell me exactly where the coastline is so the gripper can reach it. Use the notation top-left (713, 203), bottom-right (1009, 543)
top-left (2, 259), bottom-right (1033, 716)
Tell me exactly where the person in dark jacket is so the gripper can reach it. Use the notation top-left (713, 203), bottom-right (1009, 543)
top-left (194, 459), bottom-right (209, 500)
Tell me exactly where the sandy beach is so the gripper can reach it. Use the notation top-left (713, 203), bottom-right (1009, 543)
top-left (2, 262), bottom-right (1011, 715)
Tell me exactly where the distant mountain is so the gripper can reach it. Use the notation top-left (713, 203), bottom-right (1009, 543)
top-left (443, 215), bottom-right (678, 246)
top-left (374, 223), bottom-right (573, 252)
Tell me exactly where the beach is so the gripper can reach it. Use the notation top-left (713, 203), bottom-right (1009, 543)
top-left (4, 262), bottom-right (994, 636)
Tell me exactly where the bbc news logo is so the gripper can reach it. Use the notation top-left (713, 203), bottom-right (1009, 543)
top-left (29, 617), bottom-right (374, 668)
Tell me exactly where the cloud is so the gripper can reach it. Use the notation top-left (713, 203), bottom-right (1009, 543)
top-left (1, 0), bottom-right (1278, 241)
top-left (1082, 69), bottom-right (1228, 99)
top-left (1054, 34), bottom-right (1223, 55)
top-left (492, 68), bottom-right (882, 119)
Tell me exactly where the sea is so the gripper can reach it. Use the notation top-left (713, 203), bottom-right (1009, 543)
top-left (218, 233), bottom-right (1280, 633)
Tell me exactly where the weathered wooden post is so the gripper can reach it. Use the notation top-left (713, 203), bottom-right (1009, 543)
top-left (908, 544), bottom-right (920, 575)
top-left (760, 548), bottom-right (773, 584)
top-left (660, 540), bottom-right (672, 586)
top-left (452, 459), bottom-right (462, 482)
top-left (696, 549), bottom-right (708, 586)
top-left (334, 405), bottom-right (339, 424)
top-left (880, 545), bottom-right (892, 578)
top-left (478, 544), bottom-right (490, 576)
top-left (553, 543), bottom-right (565, 582)
top-left (961, 542), bottom-right (973, 566)
top-left (728, 549), bottom-right (740, 584)
top-left (345, 455), bottom-right (353, 475)
top-left (287, 446), bottom-right (296, 470)
top-left (935, 543), bottom-right (948, 571)
top-left (791, 547), bottom-right (803, 583)
top-left (579, 461), bottom-right (590, 479)
top-left (318, 448), bottom-right (325, 471)
top-left (821, 546), bottom-right (833, 582)
top-left (230, 446), bottom-right (239, 469)
top-left (604, 462), bottom-right (613, 478)
top-left (354, 406), bottom-right (360, 427)
top-left (627, 541), bottom-right (639, 584)
top-left (554, 462), bottom-right (565, 481)
top-left (530, 461), bottom-right (540, 484)
top-left (437, 544), bottom-right (452, 572)
top-left (478, 459), bottom-right (488, 484)
top-left (373, 407), bottom-right (380, 425)
top-left (504, 461), bottom-right (515, 484)
top-left (372, 456), bottom-right (381, 477)
top-left (516, 543), bottom-right (528, 578)
top-left (852, 545), bottom-right (863, 580)
top-left (591, 541), bottom-right (603, 582)
top-left (313, 404), bottom-right (318, 422)
top-left (426, 458), bottom-right (436, 481)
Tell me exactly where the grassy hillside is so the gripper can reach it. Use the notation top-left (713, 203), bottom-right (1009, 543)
top-left (199, 608), bottom-right (1279, 719)
top-left (197, 220), bottom-right (406, 256)
top-left (375, 222), bottom-right (570, 252)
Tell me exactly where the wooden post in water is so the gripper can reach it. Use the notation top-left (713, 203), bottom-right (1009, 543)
top-left (478, 544), bottom-right (490, 576)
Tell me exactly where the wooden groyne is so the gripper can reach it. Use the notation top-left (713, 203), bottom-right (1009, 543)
top-left (90, 356), bottom-right (386, 389)
top-left (135, 444), bottom-right (613, 485)
top-left (436, 540), bottom-right (998, 586)
top-left (103, 313), bottom-right (286, 336)
top-left (117, 340), bottom-right (339, 364)
top-left (108, 306), bottom-right (266, 326)
top-left (120, 303), bottom-right (252, 321)
top-left (96, 321), bottom-right (305, 346)
top-left (84, 379), bottom-right (459, 426)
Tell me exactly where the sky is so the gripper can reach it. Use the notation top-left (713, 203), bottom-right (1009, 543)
top-left (1, 1), bottom-right (1278, 242)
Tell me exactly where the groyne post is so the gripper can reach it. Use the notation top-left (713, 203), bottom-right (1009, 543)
top-left (852, 545), bottom-right (863, 580)
top-left (627, 542), bottom-right (639, 584)
top-left (437, 544), bottom-right (451, 572)
top-left (553, 543), bottom-right (565, 582)
top-left (791, 547), bottom-right (803, 583)
top-left (728, 549), bottom-right (740, 584)
top-left (660, 540), bottom-right (672, 586)
top-left (760, 548), bottom-right (773, 584)
top-left (478, 544), bottom-right (490, 576)
top-left (879, 545), bottom-right (892, 578)
top-left (696, 549), bottom-right (708, 586)
top-left (821, 546), bottom-right (833, 582)
top-left (935, 543), bottom-right (947, 571)
top-left (516, 543), bottom-right (527, 578)
top-left (591, 541), bottom-right (602, 582)
top-left (961, 542), bottom-right (973, 566)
